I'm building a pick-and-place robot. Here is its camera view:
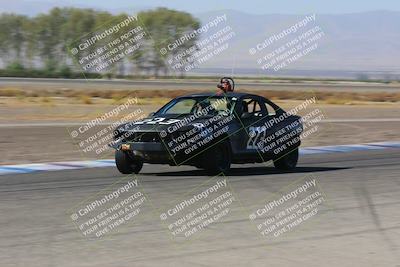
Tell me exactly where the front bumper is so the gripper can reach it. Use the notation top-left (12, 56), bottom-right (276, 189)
top-left (110, 141), bottom-right (174, 164)
top-left (123, 142), bottom-right (164, 152)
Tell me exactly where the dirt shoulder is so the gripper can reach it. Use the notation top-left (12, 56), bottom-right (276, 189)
top-left (0, 96), bottom-right (399, 122)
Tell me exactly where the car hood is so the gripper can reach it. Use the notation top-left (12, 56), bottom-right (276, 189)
top-left (116, 114), bottom-right (217, 133)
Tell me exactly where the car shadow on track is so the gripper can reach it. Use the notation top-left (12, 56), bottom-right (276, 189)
top-left (142, 166), bottom-right (350, 177)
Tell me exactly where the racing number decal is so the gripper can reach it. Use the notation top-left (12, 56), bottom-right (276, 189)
top-left (133, 117), bottom-right (180, 125)
top-left (246, 126), bottom-right (267, 149)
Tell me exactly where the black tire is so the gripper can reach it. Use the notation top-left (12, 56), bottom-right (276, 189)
top-left (273, 148), bottom-right (299, 170)
top-left (204, 140), bottom-right (231, 175)
top-left (115, 150), bottom-right (143, 174)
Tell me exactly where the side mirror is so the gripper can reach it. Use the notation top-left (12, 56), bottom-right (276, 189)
top-left (241, 112), bottom-right (252, 119)
top-left (148, 112), bottom-right (155, 117)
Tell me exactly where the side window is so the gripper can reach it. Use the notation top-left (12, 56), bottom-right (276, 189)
top-left (264, 102), bottom-right (277, 116)
top-left (242, 98), bottom-right (265, 116)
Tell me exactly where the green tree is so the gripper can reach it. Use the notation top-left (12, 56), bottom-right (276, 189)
top-left (0, 14), bottom-right (30, 65)
top-left (0, 7), bottom-right (203, 78)
top-left (137, 8), bottom-right (200, 77)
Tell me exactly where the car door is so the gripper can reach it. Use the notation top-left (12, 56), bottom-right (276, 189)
top-left (256, 99), bottom-right (283, 158)
top-left (234, 95), bottom-right (269, 158)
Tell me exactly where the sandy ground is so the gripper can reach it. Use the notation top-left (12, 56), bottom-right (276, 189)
top-left (1, 77), bottom-right (400, 92)
top-left (1, 97), bottom-right (399, 123)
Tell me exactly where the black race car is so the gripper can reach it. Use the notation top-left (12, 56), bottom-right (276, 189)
top-left (110, 92), bottom-right (303, 175)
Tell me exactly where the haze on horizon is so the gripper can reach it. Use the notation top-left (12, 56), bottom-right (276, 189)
top-left (1, 0), bottom-right (400, 78)
top-left (1, 0), bottom-right (400, 16)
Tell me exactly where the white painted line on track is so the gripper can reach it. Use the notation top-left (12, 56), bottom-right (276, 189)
top-left (0, 141), bottom-right (399, 175)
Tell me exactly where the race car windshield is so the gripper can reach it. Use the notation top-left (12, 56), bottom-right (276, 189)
top-left (158, 96), bottom-right (235, 116)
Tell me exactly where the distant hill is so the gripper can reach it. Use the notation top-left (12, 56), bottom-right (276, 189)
top-left (193, 10), bottom-right (400, 77)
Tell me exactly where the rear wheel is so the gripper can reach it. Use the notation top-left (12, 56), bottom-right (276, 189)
top-left (273, 148), bottom-right (299, 170)
top-left (115, 150), bottom-right (143, 174)
top-left (204, 141), bottom-right (231, 175)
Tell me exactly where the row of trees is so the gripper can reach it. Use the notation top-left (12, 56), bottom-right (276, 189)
top-left (0, 7), bottom-right (200, 77)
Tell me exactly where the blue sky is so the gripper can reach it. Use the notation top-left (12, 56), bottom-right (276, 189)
top-left (2, 0), bottom-right (400, 15)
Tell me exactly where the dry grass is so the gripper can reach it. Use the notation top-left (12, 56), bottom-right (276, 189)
top-left (40, 97), bottom-right (52, 103)
top-left (77, 95), bottom-right (93, 104)
top-left (0, 86), bottom-right (399, 104)
top-left (0, 87), bottom-right (24, 97)
top-left (137, 97), bottom-right (170, 106)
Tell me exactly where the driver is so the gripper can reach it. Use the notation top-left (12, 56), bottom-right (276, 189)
top-left (217, 77), bottom-right (234, 95)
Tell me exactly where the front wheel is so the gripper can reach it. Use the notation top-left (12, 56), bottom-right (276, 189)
top-left (203, 140), bottom-right (231, 175)
top-left (115, 150), bottom-right (143, 174)
top-left (273, 148), bottom-right (299, 170)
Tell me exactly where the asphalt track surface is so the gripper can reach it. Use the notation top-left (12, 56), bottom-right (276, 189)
top-left (1, 77), bottom-right (399, 92)
top-left (1, 149), bottom-right (399, 267)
